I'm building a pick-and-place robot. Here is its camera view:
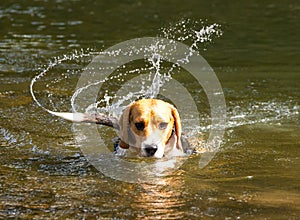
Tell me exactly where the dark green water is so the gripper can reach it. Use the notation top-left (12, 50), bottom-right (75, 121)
top-left (1, 1), bottom-right (299, 219)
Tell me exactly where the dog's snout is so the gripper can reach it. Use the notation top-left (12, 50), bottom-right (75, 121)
top-left (144, 145), bottom-right (158, 157)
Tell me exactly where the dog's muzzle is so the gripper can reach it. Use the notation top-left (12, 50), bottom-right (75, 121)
top-left (144, 144), bottom-right (158, 157)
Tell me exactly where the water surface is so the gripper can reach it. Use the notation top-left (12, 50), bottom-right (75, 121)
top-left (1, 1), bottom-right (300, 219)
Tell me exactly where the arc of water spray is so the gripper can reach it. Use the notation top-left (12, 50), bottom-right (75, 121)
top-left (29, 51), bottom-right (120, 129)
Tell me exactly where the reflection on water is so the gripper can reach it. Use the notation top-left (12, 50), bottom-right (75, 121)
top-left (132, 175), bottom-right (186, 219)
top-left (1, 0), bottom-right (300, 219)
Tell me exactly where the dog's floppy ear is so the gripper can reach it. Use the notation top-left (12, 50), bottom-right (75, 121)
top-left (171, 106), bottom-right (183, 151)
top-left (119, 104), bottom-right (135, 148)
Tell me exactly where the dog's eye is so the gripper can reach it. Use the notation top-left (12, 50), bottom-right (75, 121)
top-left (158, 122), bottom-right (168, 130)
top-left (135, 122), bottom-right (145, 131)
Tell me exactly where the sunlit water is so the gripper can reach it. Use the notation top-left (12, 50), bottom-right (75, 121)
top-left (1, 1), bottom-right (300, 219)
top-left (28, 20), bottom-right (226, 182)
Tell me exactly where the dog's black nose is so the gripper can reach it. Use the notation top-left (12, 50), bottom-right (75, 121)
top-left (144, 145), bottom-right (158, 157)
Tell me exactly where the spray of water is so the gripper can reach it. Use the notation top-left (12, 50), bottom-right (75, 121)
top-left (30, 19), bottom-right (299, 141)
top-left (30, 49), bottom-right (95, 113)
top-left (30, 19), bottom-right (224, 151)
top-left (27, 19), bottom-right (300, 182)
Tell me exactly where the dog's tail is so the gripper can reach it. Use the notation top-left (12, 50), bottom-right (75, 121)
top-left (48, 111), bottom-right (120, 130)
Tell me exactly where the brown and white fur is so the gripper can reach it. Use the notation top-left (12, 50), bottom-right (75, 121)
top-left (118, 98), bottom-right (184, 158)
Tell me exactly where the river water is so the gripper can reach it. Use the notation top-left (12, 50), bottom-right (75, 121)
top-left (1, 1), bottom-right (299, 219)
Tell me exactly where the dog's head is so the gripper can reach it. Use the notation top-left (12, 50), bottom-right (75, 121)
top-left (119, 99), bottom-right (183, 158)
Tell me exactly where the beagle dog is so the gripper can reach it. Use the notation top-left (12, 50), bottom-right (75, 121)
top-left (118, 98), bottom-right (184, 158)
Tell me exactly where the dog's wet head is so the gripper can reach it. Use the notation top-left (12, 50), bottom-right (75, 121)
top-left (119, 99), bottom-right (182, 158)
